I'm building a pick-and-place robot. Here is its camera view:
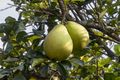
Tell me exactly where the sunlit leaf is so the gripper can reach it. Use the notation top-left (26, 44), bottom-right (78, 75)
top-left (114, 44), bottom-right (120, 56)
top-left (92, 29), bottom-right (103, 36)
top-left (31, 58), bottom-right (45, 67)
top-left (115, 77), bottom-right (120, 80)
top-left (106, 0), bottom-right (112, 4)
top-left (98, 57), bottom-right (111, 67)
top-left (80, 55), bottom-right (93, 62)
top-left (27, 35), bottom-right (42, 42)
top-left (29, 76), bottom-right (37, 80)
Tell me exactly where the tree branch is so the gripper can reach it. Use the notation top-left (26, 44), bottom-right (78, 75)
top-left (67, 4), bottom-right (80, 22)
top-left (87, 29), bottom-right (117, 59)
top-left (97, 39), bottom-right (117, 59)
top-left (71, 4), bottom-right (85, 21)
top-left (80, 22), bottom-right (120, 42)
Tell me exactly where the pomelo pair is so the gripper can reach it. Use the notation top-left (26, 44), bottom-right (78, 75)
top-left (43, 21), bottom-right (89, 61)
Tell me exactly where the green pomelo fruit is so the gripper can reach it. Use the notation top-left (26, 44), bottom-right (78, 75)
top-left (43, 24), bottom-right (73, 61)
top-left (65, 21), bottom-right (89, 52)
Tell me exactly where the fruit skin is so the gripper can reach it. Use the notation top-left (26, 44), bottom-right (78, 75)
top-left (65, 21), bottom-right (89, 53)
top-left (43, 24), bottom-right (73, 61)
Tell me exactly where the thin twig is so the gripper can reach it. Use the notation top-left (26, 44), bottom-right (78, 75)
top-left (58, 0), bottom-right (67, 23)
top-left (72, 4), bottom-right (85, 21)
top-left (84, 23), bottom-right (120, 42)
top-left (97, 39), bottom-right (117, 59)
top-left (68, 4), bottom-right (80, 22)
top-left (94, 34), bottom-right (120, 44)
top-left (0, 5), bottom-right (14, 12)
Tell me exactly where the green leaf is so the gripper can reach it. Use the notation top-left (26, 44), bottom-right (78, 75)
top-left (40, 65), bottom-right (49, 77)
top-left (0, 74), bottom-right (6, 79)
top-left (3, 17), bottom-right (16, 34)
top-left (104, 73), bottom-right (115, 80)
top-left (0, 69), bottom-right (12, 78)
top-left (92, 29), bottom-right (103, 36)
top-left (4, 42), bottom-right (13, 53)
top-left (73, 48), bottom-right (89, 57)
top-left (80, 66), bottom-right (89, 78)
top-left (81, 65), bottom-right (96, 77)
top-left (87, 66), bottom-right (96, 74)
top-left (5, 16), bottom-right (16, 25)
top-left (107, 4), bottom-right (117, 15)
top-left (16, 31), bottom-right (27, 42)
top-left (11, 64), bottom-right (24, 75)
top-left (57, 63), bottom-right (68, 79)
top-left (60, 60), bottom-right (72, 70)
top-left (31, 58), bottom-right (45, 67)
top-left (13, 72), bottom-right (26, 80)
top-left (115, 77), bottom-right (120, 80)
top-left (0, 23), bottom-right (5, 33)
top-left (114, 44), bottom-right (120, 56)
top-left (32, 38), bottom-right (41, 49)
top-left (0, 23), bottom-right (13, 34)
top-left (99, 9), bottom-right (107, 19)
top-left (0, 33), bottom-right (3, 37)
top-left (98, 57), bottom-right (111, 67)
top-left (32, 29), bottom-right (44, 35)
top-left (17, 21), bottom-right (26, 32)
top-left (3, 57), bottom-right (19, 62)
top-left (13, 63), bottom-right (24, 72)
top-left (70, 58), bottom-right (84, 66)
top-left (27, 35), bottom-right (41, 42)
top-left (106, 0), bottom-right (112, 4)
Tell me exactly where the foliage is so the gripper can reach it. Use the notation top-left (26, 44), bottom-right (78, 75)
top-left (0, 0), bottom-right (120, 79)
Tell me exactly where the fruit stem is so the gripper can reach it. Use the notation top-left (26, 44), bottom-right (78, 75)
top-left (58, 0), bottom-right (67, 24)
